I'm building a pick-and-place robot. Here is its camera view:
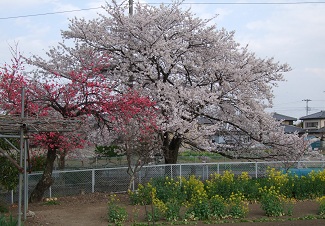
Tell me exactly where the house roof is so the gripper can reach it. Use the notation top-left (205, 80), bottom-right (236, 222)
top-left (304, 126), bottom-right (325, 133)
top-left (282, 124), bottom-right (304, 134)
top-left (300, 111), bottom-right (325, 120)
top-left (271, 112), bottom-right (297, 121)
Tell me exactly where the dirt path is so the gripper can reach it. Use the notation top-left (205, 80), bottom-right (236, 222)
top-left (11, 193), bottom-right (325, 226)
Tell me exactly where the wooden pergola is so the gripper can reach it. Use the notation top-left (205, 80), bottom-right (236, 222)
top-left (0, 88), bottom-right (80, 226)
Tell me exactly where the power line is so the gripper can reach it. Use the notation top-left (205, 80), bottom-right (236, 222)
top-left (1, 1), bottom-right (325, 20)
top-left (0, 7), bottom-right (103, 20)
top-left (174, 1), bottom-right (325, 4)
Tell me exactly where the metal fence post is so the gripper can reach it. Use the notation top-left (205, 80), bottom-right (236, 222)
top-left (217, 163), bottom-right (219, 175)
top-left (11, 190), bottom-right (14, 204)
top-left (201, 164), bottom-right (203, 178)
top-left (255, 162), bottom-right (258, 178)
top-left (49, 186), bottom-right (52, 198)
top-left (206, 165), bottom-right (209, 180)
top-left (179, 164), bottom-right (182, 178)
top-left (92, 169), bottom-right (95, 193)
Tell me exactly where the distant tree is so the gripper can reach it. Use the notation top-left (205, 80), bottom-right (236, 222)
top-left (0, 138), bottom-right (20, 191)
top-left (0, 153), bottom-right (19, 191)
top-left (94, 145), bottom-right (121, 158)
top-left (26, 1), bottom-right (316, 163)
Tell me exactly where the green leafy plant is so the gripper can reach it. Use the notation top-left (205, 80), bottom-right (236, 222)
top-left (185, 198), bottom-right (210, 221)
top-left (0, 201), bottom-right (8, 214)
top-left (145, 206), bottom-right (162, 222)
top-left (259, 186), bottom-right (284, 217)
top-left (209, 194), bottom-right (227, 220)
top-left (128, 168), bottom-right (325, 223)
top-left (227, 192), bottom-right (249, 219)
top-left (165, 199), bottom-right (182, 221)
top-left (149, 188), bottom-right (165, 222)
top-left (0, 214), bottom-right (20, 226)
top-left (95, 145), bottom-right (122, 157)
top-left (150, 177), bottom-right (185, 203)
top-left (317, 196), bottom-right (325, 215)
top-left (259, 186), bottom-right (294, 217)
top-left (0, 154), bottom-right (19, 191)
top-left (128, 183), bottom-right (153, 205)
top-left (107, 194), bottom-right (128, 225)
top-left (205, 171), bottom-right (259, 201)
top-left (181, 175), bottom-right (207, 203)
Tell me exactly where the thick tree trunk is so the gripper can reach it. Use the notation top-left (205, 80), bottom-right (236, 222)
top-left (29, 148), bottom-right (57, 203)
top-left (162, 132), bottom-right (182, 164)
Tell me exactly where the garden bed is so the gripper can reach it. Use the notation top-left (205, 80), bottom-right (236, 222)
top-left (15, 192), bottom-right (325, 226)
top-left (5, 168), bottom-right (325, 225)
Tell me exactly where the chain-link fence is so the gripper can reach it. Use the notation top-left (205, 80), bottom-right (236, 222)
top-left (1, 161), bottom-right (325, 204)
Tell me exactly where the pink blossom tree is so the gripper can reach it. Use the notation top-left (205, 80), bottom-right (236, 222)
top-left (90, 90), bottom-right (161, 190)
top-left (0, 50), bottom-right (158, 202)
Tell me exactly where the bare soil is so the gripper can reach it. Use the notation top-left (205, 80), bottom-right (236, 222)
top-left (7, 192), bottom-right (325, 226)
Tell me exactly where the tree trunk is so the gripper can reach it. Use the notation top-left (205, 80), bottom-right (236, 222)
top-left (29, 148), bottom-right (57, 203)
top-left (58, 153), bottom-right (65, 170)
top-left (162, 132), bottom-right (182, 164)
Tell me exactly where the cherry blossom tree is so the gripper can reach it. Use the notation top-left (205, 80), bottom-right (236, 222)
top-left (0, 50), bottom-right (158, 202)
top-left (27, 0), bottom-right (318, 164)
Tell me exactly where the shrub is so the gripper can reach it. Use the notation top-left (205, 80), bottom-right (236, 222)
top-left (208, 194), bottom-right (227, 220)
top-left (129, 183), bottom-right (153, 205)
top-left (205, 172), bottom-right (227, 198)
top-left (205, 171), bottom-right (258, 201)
top-left (150, 188), bottom-right (166, 222)
top-left (264, 167), bottom-right (293, 197)
top-left (0, 154), bottom-right (19, 191)
top-left (227, 192), bottom-right (249, 219)
top-left (259, 186), bottom-right (294, 217)
top-left (181, 175), bottom-right (207, 204)
top-left (150, 177), bottom-right (185, 203)
top-left (287, 170), bottom-right (325, 200)
top-left (107, 194), bottom-right (128, 225)
top-left (184, 198), bottom-right (210, 221)
top-left (164, 199), bottom-right (182, 221)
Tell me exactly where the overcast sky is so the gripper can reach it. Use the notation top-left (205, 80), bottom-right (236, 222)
top-left (1, 0), bottom-right (325, 120)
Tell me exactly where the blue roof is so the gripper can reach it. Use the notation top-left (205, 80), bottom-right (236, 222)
top-left (271, 112), bottom-right (297, 121)
top-left (282, 125), bottom-right (304, 134)
top-left (300, 111), bottom-right (325, 120)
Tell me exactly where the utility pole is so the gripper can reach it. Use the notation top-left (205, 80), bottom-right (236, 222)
top-left (128, 0), bottom-right (134, 88)
top-left (129, 0), bottom-right (133, 16)
top-left (302, 99), bottom-right (312, 116)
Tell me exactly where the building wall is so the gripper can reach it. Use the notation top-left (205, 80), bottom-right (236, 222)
top-left (303, 119), bottom-right (325, 129)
